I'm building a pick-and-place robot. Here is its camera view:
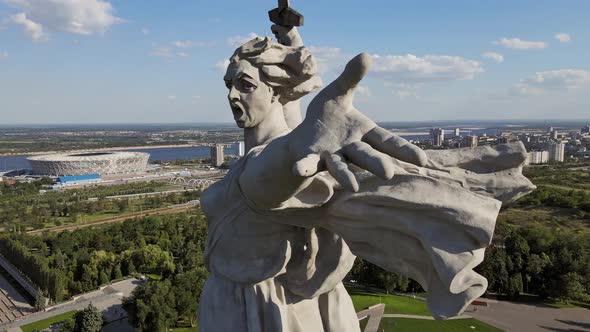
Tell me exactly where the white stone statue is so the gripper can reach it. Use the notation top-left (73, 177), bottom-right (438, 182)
top-left (198, 25), bottom-right (535, 332)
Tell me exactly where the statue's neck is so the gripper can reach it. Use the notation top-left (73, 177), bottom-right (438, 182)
top-left (244, 103), bottom-right (289, 152)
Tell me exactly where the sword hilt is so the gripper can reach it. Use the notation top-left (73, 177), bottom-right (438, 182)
top-left (269, 0), bottom-right (304, 27)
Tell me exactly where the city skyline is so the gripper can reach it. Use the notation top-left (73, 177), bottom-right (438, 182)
top-left (1, 0), bottom-right (589, 124)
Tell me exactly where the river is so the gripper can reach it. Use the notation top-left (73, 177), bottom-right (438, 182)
top-left (0, 144), bottom-right (239, 172)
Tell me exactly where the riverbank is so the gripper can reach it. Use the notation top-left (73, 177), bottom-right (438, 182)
top-left (0, 143), bottom-right (223, 157)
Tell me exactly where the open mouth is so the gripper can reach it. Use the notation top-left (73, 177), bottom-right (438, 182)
top-left (231, 102), bottom-right (245, 122)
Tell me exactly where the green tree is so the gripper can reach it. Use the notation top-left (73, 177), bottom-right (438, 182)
top-left (126, 260), bottom-right (137, 276)
top-left (506, 273), bottom-right (524, 298)
top-left (34, 292), bottom-right (47, 311)
top-left (57, 318), bottom-right (75, 332)
top-left (125, 280), bottom-right (177, 332)
top-left (559, 273), bottom-right (587, 303)
top-left (116, 199), bottom-right (129, 213)
top-left (74, 304), bottom-right (103, 332)
top-left (112, 263), bottom-right (123, 280)
top-left (99, 270), bottom-right (110, 286)
top-left (174, 268), bottom-right (209, 327)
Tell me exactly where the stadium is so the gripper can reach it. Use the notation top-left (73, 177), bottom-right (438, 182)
top-left (27, 151), bottom-right (150, 176)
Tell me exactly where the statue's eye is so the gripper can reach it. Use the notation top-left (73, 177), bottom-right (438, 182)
top-left (242, 80), bottom-right (256, 92)
top-left (225, 81), bottom-right (232, 89)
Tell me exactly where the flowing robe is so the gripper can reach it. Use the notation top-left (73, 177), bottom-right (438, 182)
top-left (198, 142), bottom-right (535, 332)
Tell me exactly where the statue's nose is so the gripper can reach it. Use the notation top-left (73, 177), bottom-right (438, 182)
top-left (228, 86), bottom-right (240, 100)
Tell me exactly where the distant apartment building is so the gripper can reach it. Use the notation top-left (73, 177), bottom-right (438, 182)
top-left (527, 151), bottom-right (549, 165)
top-left (518, 134), bottom-right (531, 144)
top-left (549, 142), bottom-right (565, 162)
top-left (430, 128), bottom-right (445, 146)
top-left (550, 129), bottom-right (559, 140)
top-left (582, 125), bottom-right (590, 134)
top-left (497, 136), bottom-right (509, 144)
top-left (210, 144), bottom-right (225, 167)
top-left (454, 128), bottom-right (461, 137)
top-left (461, 135), bottom-right (478, 148)
top-left (238, 141), bottom-right (246, 157)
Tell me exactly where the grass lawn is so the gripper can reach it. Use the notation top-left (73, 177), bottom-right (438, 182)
top-left (146, 273), bottom-right (163, 281)
top-left (347, 288), bottom-right (430, 316)
top-left (170, 328), bottom-right (198, 332)
top-left (20, 311), bottom-right (76, 332)
top-left (378, 318), bottom-right (504, 332)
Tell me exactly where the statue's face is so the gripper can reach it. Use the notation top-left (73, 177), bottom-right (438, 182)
top-left (224, 60), bottom-right (274, 128)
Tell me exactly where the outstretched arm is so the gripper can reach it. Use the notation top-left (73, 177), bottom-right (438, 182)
top-left (239, 54), bottom-right (428, 209)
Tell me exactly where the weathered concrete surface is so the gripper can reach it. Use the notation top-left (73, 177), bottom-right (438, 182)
top-left (468, 300), bottom-right (590, 332)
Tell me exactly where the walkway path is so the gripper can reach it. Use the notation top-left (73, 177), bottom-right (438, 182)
top-left (0, 278), bottom-right (140, 331)
top-left (356, 303), bottom-right (472, 332)
top-left (468, 299), bottom-right (590, 332)
top-left (357, 304), bottom-right (385, 332)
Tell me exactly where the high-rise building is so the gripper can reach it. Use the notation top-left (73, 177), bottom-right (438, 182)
top-left (582, 125), bottom-right (590, 134)
top-left (210, 144), bottom-right (225, 167)
top-left (548, 142), bottom-right (565, 162)
top-left (454, 128), bottom-right (461, 137)
top-left (550, 129), bottom-right (559, 140)
top-left (527, 151), bottom-right (549, 165)
top-left (461, 135), bottom-right (478, 148)
top-left (238, 141), bottom-right (246, 157)
top-left (430, 128), bottom-right (444, 146)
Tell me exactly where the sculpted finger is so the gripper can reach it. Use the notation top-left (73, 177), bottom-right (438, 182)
top-left (343, 141), bottom-right (395, 180)
top-left (363, 127), bottom-right (428, 167)
top-left (324, 153), bottom-right (359, 192)
top-left (293, 153), bottom-right (322, 177)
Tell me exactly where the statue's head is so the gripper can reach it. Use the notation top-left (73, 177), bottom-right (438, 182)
top-left (224, 37), bottom-right (322, 128)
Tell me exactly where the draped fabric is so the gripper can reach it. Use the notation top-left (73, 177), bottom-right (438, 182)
top-left (198, 142), bottom-right (535, 331)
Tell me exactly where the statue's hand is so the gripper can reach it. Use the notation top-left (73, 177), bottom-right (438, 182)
top-left (271, 24), bottom-right (304, 48)
top-left (290, 53), bottom-right (428, 191)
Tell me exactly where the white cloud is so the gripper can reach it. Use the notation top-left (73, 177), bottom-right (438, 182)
top-left (0, 51), bottom-right (8, 59)
top-left (141, 27), bottom-right (149, 35)
top-left (167, 95), bottom-right (177, 100)
top-left (226, 32), bottom-right (259, 47)
top-left (307, 46), bottom-right (347, 75)
top-left (215, 59), bottom-right (230, 72)
top-left (496, 37), bottom-right (547, 50)
top-left (1, 0), bottom-right (122, 40)
top-left (370, 54), bottom-right (483, 82)
top-left (481, 52), bottom-right (504, 63)
top-left (554, 33), bottom-right (571, 43)
top-left (308, 46), bottom-right (342, 59)
top-left (9, 13), bottom-right (46, 41)
top-left (393, 90), bottom-right (418, 99)
top-left (355, 85), bottom-right (371, 97)
top-left (176, 52), bottom-right (189, 58)
top-left (173, 40), bottom-right (207, 48)
top-left (150, 46), bottom-right (173, 59)
top-left (513, 69), bottom-right (590, 95)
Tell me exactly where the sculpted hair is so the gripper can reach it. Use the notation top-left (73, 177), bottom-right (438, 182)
top-left (229, 37), bottom-right (323, 104)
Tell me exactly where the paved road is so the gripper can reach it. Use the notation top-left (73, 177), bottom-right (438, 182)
top-left (468, 299), bottom-right (590, 332)
top-left (0, 279), bottom-right (140, 331)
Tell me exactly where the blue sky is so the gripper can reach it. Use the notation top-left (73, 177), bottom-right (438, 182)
top-left (1, 0), bottom-right (589, 124)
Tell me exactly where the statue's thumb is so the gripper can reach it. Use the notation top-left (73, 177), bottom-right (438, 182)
top-left (334, 53), bottom-right (372, 98)
top-left (292, 153), bottom-right (322, 177)
top-left (311, 53), bottom-right (372, 112)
